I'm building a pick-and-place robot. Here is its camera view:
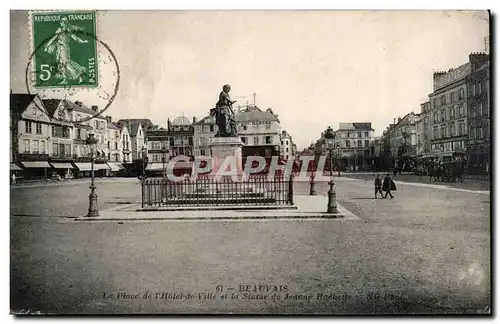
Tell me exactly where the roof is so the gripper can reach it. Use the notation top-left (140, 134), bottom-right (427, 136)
top-left (42, 99), bottom-right (62, 117)
top-left (107, 122), bottom-right (120, 130)
top-left (74, 123), bottom-right (93, 130)
top-left (235, 106), bottom-right (279, 122)
top-left (10, 93), bottom-right (37, 115)
top-left (172, 116), bottom-right (191, 126)
top-left (352, 123), bottom-right (373, 130)
top-left (63, 100), bottom-right (106, 119)
top-left (117, 119), bottom-right (154, 136)
top-left (194, 115), bottom-right (215, 124)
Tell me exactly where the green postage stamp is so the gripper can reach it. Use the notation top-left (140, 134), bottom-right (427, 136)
top-left (30, 11), bottom-right (98, 88)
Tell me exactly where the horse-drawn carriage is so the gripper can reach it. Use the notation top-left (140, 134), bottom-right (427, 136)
top-left (429, 160), bottom-right (466, 183)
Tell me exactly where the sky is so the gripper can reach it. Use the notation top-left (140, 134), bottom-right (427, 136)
top-left (10, 10), bottom-right (489, 149)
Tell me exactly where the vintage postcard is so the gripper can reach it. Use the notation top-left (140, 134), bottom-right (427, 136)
top-left (9, 10), bottom-right (491, 315)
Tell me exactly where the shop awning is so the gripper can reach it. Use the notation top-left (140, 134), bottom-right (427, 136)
top-left (10, 163), bottom-right (22, 171)
top-left (50, 162), bottom-right (74, 169)
top-left (95, 163), bottom-right (110, 170)
top-left (21, 161), bottom-right (51, 168)
top-left (74, 162), bottom-right (92, 171)
top-left (146, 161), bottom-right (194, 170)
top-left (146, 163), bottom-right (164, 171)
top-left (106, 162), bottom-right (121, 172)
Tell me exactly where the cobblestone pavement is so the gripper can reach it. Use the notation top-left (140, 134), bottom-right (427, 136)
top-left (10, 178), bottom-right (490, 314)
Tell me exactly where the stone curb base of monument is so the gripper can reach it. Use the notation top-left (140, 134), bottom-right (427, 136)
top-left (73, 195), bottom-right (359, 222)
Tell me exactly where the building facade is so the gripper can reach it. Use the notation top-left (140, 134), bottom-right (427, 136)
top-left (119, 123), bottom-right (132, 164)
top-left (106, 117), bottom-right (122, 162)
top-left (418, 101), bottom-right (432, 157)
top-left (279, 130), bottom-right (294, 161)
top-left (193, 116), bottom-right (216, 156)
top-left (117, 119), bottom-right (153, 161)
top-left (466, 55), bottom-right (490, 174)
top-left (428, 54), bottom-right (488, 160)
top-left (168, 116), bottom-right (194, 157)
top-left (235, 106), bottom-right (281, 157)
top-left (389, 112), bottom-right (420, 158)
top-left (334, 122), bottom-right (375, 170)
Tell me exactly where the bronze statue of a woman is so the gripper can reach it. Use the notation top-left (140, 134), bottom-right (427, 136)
top-left (210, 84), bottom-right (238, 137)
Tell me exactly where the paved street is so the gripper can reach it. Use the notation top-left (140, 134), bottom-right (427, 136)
top-left (10, 177), bottom-right (490, 314)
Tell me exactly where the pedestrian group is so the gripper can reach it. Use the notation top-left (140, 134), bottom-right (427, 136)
top-left (374, 174), bottom-right (396, 199)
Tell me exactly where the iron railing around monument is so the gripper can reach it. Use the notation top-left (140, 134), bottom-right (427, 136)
top-left (141, 174), bottom-right (294, 208)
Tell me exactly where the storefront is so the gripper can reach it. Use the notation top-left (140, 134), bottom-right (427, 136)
top-left (50, 162), bottom-right (74, 179)
top-left (20, 161), bottom-right (51, 180)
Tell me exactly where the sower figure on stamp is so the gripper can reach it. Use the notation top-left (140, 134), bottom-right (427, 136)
top-left (210, 84), bottom-right (237, 137)
top-left (44, 17), bottom-right (88, 85)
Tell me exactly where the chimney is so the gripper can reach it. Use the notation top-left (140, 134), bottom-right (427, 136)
top-left (398, 116), bottom-right (401, 123)
top-left (91, 105), bottom-right (98, 112)
top-left (167, 118), bottom-right (172, 131)
top-left (193, 117), bottom-right (197, 124)
top-left (393, 118), bottom-right (396, 125)
top-left (106, 116), bottom-right (112, 123)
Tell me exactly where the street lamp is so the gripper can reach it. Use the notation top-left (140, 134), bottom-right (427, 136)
top-left (141, 145), bottom-right (147, 179)
top-left (86, 133), bottom-right (99, 217)
top-left (324, 126), bottom-right (338, 214)
top-left (162, 147), bottom-right (168, 179)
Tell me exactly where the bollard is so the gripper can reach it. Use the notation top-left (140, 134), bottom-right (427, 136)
top-left (326, 180), bottom-right (339, 214)
top-left (309, 174), bottom-right (317, 196)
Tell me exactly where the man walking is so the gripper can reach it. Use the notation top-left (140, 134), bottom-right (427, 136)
top-left (374, 174), bottom-right (383, 199)
top-left (382, 174), bottom-right (396, 199)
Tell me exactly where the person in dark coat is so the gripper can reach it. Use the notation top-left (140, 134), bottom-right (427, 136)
top-left (374, 174), bottom-right (383, 199)
top-left (382, 174), bottom-right (396, 199)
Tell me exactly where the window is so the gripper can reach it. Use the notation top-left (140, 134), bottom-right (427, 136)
top-left (357, 132), bottom-right (361, 138)
top-left (441, 126), bottom-right (445, 138)
top-left (449, 108), bottom-right (454, 119)
top-left (286, 147), bottom-right (289, 153)
top-left (115, 142), bottom-right (118, 150)
top-left (210, 125), bottom-right (215, 132)
top-left (254, 137), bottom-right (259, 145)
top-left (479, 127), bottom-right (484, 139)
top-left (433, 98), bottom-right (438, 108)
top-left (40, 140), bottom-right (45, 153)
top-left (450, 92), bottom-right (455, 102)
top-left (345, 140), bottom-right (350, 147)
top-left (365, 132), bottom-right (369, 137)
top-left (32, 140), bottom-right (39, 153)
top-left (459, 104), bottom-right (464, 117)
top-left (65, 144), bottom-right (71, 156)
top-left (139, 130), bottom-right (142, 136)
top-left (76, 113), bottom-right (81, 121)
top-left (449, 124), bottom-right (454, 137)
top-left (265, 136), bottom-right (272, 144)
top-left (441, 95), bottom-right (446, 105)
top-left (478, 81), bottom-right (482, 94)
top-left (459, 123), bottom-right (465, 135)
top-left (36, 122), bottom-right (42, 134)
top-left (357, 140), bottom-right (362, 147)
top-left (107, 141), bottom-right (110, 149)
top-left (472, 83), bottom-right (476, 96)
top-left (25, 121), bottom-right (32, 133)
top-left (241, 137), bottom-right (246, 144)
top-left (364, 140), bottom-right (369, 147)
top-left (347, 132), bottom-right (350, 138)
top-left (95, 120), bottom-right (99, 129)
top-left (52, 143), bottom-right (58, 155)
top-left (459, 88), bottom-right (464, 99)
top-left (200, 149), bottom-right (206, 155)
top-left (100, 121), bottom-right (104, 130)
top-left (286, 140), bottom-right (289, 145)
top-left (23, 139), bottom-right (30, 153)
top-left (478, 102), bottom-right (483, 115)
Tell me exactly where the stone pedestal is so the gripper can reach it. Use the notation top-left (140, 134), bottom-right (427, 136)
top-left (209, 137), bottom-right (243, 178)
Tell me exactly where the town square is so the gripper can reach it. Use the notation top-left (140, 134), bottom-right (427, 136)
top-left (9, 10), bottom-right (491, 315)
